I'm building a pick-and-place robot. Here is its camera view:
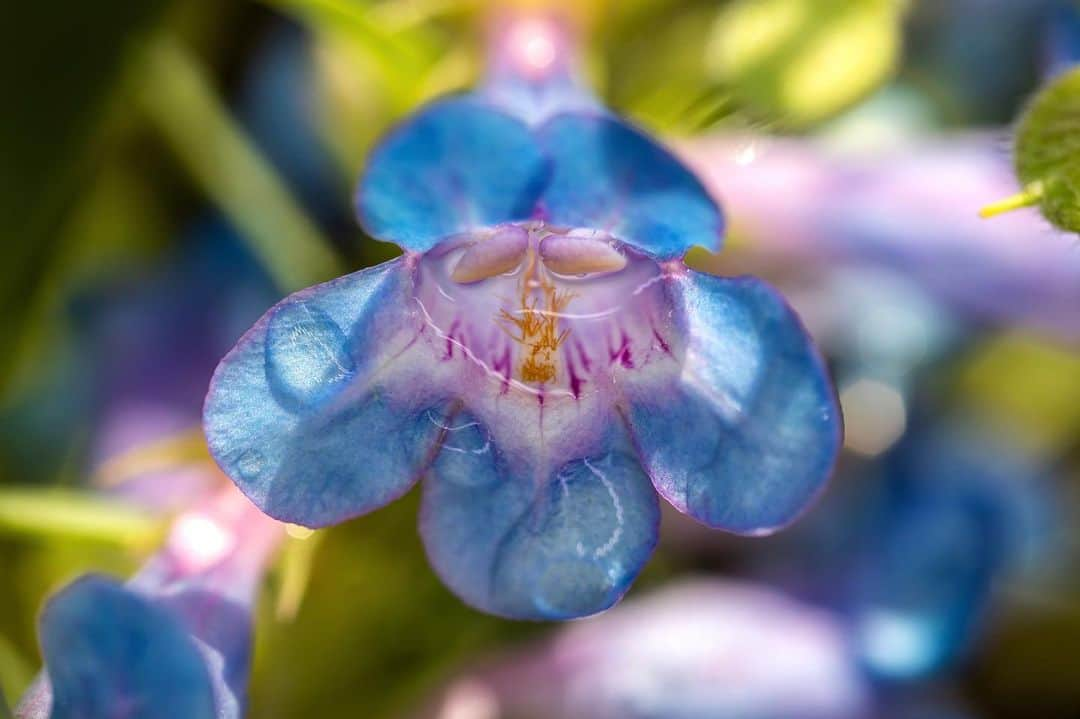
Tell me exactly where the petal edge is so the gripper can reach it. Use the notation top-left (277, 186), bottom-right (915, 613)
top-left (621, 271), bottom-right (841, 534)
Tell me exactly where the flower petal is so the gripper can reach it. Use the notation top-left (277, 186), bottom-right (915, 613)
top-left (204, 258), bottom-right (451, 527)
top-left (849, 430), bottom-right (1043, 680)
top-left (620, 271), bottom-right (841, 534)
top-left (420, 412), bottom-right (659, 620)
top-left (536, 113), bottom-right (724, 259)
top-left (39, 575), bottom-right (217, 719)
top-left (356, 97), bottom-right (550, 253)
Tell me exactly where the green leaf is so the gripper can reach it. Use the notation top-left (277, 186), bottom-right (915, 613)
top-left (604, 3), bottom-right (738, 133)
top-left (955, 333), bottom-right (1080, 455)
top-left (263, 0), bottom-right (443, 111)
top-left (0, 634), bottom-right (31, 718)
top-left (0, 487), bottom-right (163, 548)
top-left (0, 0), bottom-right (173, 391)
top-left (706, 0), bottom-right (906, 127)
top-left (0, 687), bottom-right (12, 719)
top-left (137, 35), bottom-right (344, 291)
top-left (1013, 66), bottom-right (1080, 233)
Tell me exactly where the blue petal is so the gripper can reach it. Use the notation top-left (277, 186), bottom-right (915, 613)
top-left (40, 576), bottom-right (217, 719)
top-left (850, 430), bottom-right (1043, 680)
top-left (357, 97), bottom-right (550, 253)
top-left (850, 504), bottom-right (996, 681)
top-left (621, 271), bottom-right (840, 533)
top-left (204, 258), bottom-right (450, 527)
top-left (157, 588), bottom-right (254, 718)
top-left (419, 412), bottom-right (660, 620)
top-left (536, 113), bottom-right (723, 259)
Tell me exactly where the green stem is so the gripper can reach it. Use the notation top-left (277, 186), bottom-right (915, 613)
top-left (138, 35), bottom-right (343, 291)
top-left (978, 181), bottom-right (1045, 219)
top-left (0, 487), bottom-right (163, 547)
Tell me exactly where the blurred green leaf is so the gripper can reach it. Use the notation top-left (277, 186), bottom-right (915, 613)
top-left (2, 161), bottom-right (172, 418)
top-left (603, 3), bottom-right (738, 133)
top-left (0, 634), bottom-right (30, 717)
top-left (0, 0), bottom-right (173, 391)
top-left (251, 493), bottom-right (542, 719)
top-left (1011, 66), bottom-right (1080, 233)
top-left (264, 0), bottom-right (443, 111)
top-left (137, 35), bottom-right (344, 291)
top-left (0, 487), bottom-right (163, 548)
top-left (706, 0), bottom-right (905, 127)
top-left (956, 333), bottom-right (1080, 455)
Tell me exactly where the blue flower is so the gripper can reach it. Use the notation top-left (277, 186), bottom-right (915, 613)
top-left (727, 417), bottom-right (1056, 682)
top-left (20, 489), bottom-right (283, 719)
top-left (203, 16), bottom-right (841, 620)
top-left (32, 576), bottom-right (224, 719)
top-left (846, 426), bottom-right (1054, 680)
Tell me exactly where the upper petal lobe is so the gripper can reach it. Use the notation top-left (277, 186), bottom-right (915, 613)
top-left (536, 113), bottom-right (724, 259)
top-left (356, 98), bottom-right (550, 253)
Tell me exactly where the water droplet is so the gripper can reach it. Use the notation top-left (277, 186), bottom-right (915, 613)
top-left (265, 301), bottom-right (355, 408)
top-left (236, 449), bottom-right (265, 480)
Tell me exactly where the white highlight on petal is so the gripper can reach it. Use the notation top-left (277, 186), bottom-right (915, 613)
top-left (584, 457), bottom-right (624, 560)
top-left (838, 377), bottom-right (906, 456)
top-left (451, 226), bottom-right (529, 284)
top-left (170, 512), bottom-right (235, 572)
top-left (539, 234), bottom-right (627, 276)
top-left (438, 679), bottom-right (500, 719)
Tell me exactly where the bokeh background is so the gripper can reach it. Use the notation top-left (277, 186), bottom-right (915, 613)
top-left (2, 1), bottom-right (1080, 717)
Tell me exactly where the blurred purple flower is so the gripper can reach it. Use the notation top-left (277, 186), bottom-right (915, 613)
top-left (17, 486), bottom-right (284, 719)
top-left (681, 134), bottom-right (1080, 343)
top-left (203, 13), bottom-right (840, 620)
top-left (426, 579), bottom-right (988, 719)
top-left (430, 579), bottom-right (873, 719)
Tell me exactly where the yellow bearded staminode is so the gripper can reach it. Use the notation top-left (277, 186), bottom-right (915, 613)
top-left (499, 245), bottom-right (575, 384)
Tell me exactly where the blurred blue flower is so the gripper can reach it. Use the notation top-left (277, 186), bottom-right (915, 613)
top-left (204, 13), bottom-right (840, 620)
top-left (846, 425), bottom-right (1055, 680)
top-left (720, 418), bottom-right (1058, 683)
top-left (17, 487), bottom-right (283, 719)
